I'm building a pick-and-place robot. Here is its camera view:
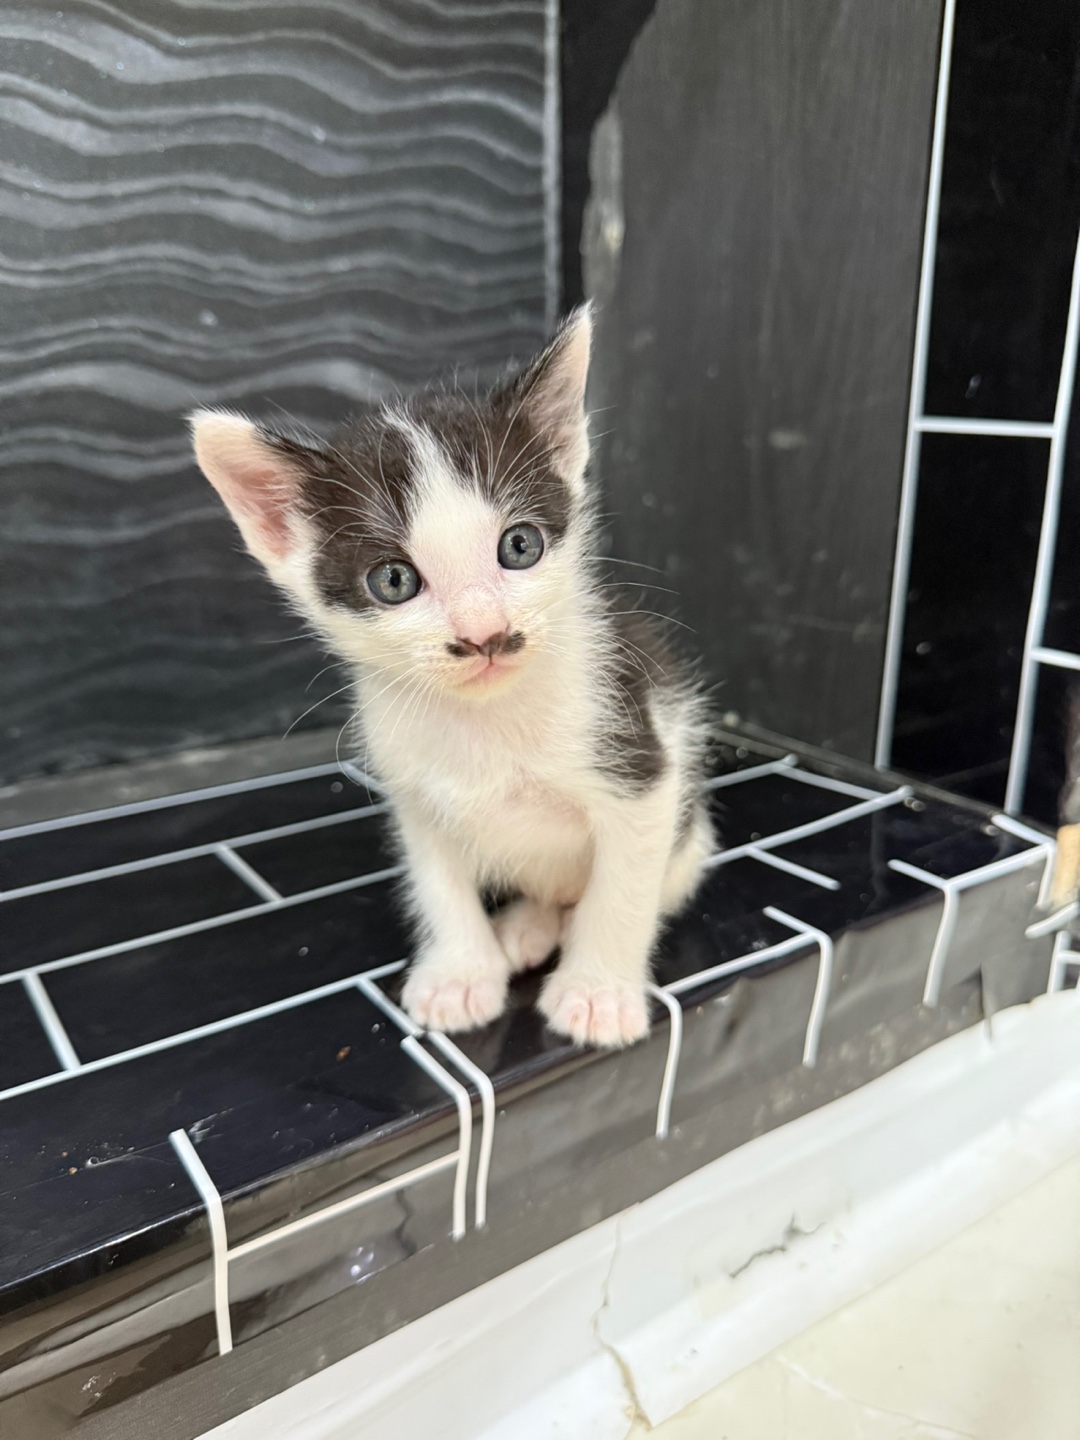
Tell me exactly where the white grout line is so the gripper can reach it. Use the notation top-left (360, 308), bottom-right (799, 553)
top-left (22, 973), bottom-right (80, 1071)
top-left (706, 787), bottom-right (912, 869)
top-left (915, 417), bottom-right (1055, 438)
top-left (213, 844), bottom-right (282, 904)
top-left (0, 966), bottom-right (403, 1104)
top-left (745, 846), bottom-right (841, 891)
top-left (890, 846), bottom-right (1048, 1006)
top-left (1005, 227), bottom-right (1080, 814)
top-left (0, 864), bottom-right (405, 986)
top-left (781, 768), bottom-right (891, 802)
top-left (427, 1033), bottom-right (496, 1230)
top-left (401, 1036), bottom-right (471, 1241)
top-left (169, 1128), bottom-right (234, 1357)
top-left (875, 0), bottom-right (957, 771)
top-left (1031, 645), bottom-right (1080, 672)
top-left (663, 933), bottom-right (812, 998)
top-left (356, 974), bottom-right (496, 1232)
top-left (1048, 931), bottom-right (1080, 993)
top-left (889, 861), bottom-right (960, 1007)
top-left (0, 761), bottom-right (350, 842)
top-left (226, 1154), bottom-right (458, 1261)
top-left (0, 800), bottom-right (387, 904)
top-left (703, 756), bottom-right (797, 790)
top-left (1027, 902), bottom-right (1079, 940)
top-left (542, 0), bottom-right (561, 332)
top-left (646, 985), bottom-right (683, 1141)
top-left (762, 908), bottom-right (834, 1068)
top-left (338, 760), bottom-right (385, 794)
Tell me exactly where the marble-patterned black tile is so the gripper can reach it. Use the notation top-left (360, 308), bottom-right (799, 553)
top-left (0, 991), bottom-right (445, 1200)
top-left (774, 799), bottom-right (1031, 883)
top-left (236, 814), bottom-right (396, 896)
top-left (890, 433), bottom-right (1046, 806)
top-left (708, 773), bottom-right (855, 850)
top-left (0, 1140), bottom-right (201, 1313)
top-left (50, 888), bottom-right (408, 1064)
top-left (0, 772), bottom-right (381, 890)
top-left (2, 856), bottom-right (261, 972)
top-left (0, 981), bottom-right (66, 1092)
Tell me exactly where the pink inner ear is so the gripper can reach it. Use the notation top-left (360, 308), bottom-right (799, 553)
top-left (190, 411), bottom-right (301, 563)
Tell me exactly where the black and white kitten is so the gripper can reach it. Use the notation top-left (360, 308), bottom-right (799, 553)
top-left (189, 307), bottom-right (713, 1047)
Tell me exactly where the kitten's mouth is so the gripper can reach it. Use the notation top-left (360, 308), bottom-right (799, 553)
top-left (455, 651), bottom-right (525, 690)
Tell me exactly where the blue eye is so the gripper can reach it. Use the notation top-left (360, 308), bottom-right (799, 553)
top-left (367, 560), bottom-right (421, 604)
top-left (498, 523), bottom-right (544, 570)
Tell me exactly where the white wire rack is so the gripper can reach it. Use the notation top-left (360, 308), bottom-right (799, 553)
top-left (0, 749), bottom-right (1052, 1361)
top-left (874, 0), bottom-right (1080, 818)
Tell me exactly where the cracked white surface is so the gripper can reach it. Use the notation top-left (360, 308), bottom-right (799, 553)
top-left (636, 1154), bottom-right (1080, 1440)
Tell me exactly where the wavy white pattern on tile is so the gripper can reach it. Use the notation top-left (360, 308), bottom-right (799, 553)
top-left (0, 0), bottom-right (550, 780)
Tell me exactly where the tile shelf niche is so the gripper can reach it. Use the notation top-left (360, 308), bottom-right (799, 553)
top-left (0, 731), bottom-right (1057, 1440)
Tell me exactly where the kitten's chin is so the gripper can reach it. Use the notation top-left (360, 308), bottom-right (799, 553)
top-left (447, 655), bottom-right (527, 700)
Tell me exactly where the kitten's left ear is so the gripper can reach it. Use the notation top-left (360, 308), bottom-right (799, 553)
top-left (512, 304), bottom-right (592, 486)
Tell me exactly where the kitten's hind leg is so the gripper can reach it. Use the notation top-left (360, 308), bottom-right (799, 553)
top-left (493, 897), bottom-right (567, 973)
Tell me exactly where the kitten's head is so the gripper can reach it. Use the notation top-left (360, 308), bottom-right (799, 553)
top-left (189, 307), bottom-right (593, 700)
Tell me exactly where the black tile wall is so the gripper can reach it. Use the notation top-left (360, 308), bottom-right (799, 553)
top-left (925, 0), bottom-right (1080, 422)
top-left (0, 0), bottom-right (551, 785)
top-left (237, 813), bottom-right (395, 896)
top-left (0, 982), bottom-right (67, 1092)
top-left (891, 434), bottom-right (1046, 806)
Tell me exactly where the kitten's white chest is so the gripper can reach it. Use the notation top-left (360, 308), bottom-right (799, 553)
top-left (370, 686), bottom-right (596, 903)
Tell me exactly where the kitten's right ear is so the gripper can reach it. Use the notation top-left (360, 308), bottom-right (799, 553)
top-left (188, 409), bottom-right (310, 568)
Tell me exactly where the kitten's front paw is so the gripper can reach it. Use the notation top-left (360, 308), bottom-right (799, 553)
top-left (538, 973), bottom-right (649, 1048)
top-left (492, 897), bottom-right (566, 972)
top-left (402, 950), bottom-right (508, 1033)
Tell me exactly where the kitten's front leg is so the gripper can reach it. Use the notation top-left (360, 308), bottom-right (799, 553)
top-left (539, 782), bottom-right (678, 1048)
top-left (397, 805), bottom-right (509, 1032)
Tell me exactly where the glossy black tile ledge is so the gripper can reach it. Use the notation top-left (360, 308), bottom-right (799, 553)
top-left (0, 733), bottom-right (1057, 1439)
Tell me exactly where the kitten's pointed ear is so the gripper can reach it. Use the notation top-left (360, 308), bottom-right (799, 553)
top-left (513, 304), bottom-right (593, 484)
top-left (189, 409), bottom-right (312, 568)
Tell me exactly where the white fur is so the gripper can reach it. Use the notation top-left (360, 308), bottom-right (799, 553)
top-left (189, 312), bottom-right (712, 1047)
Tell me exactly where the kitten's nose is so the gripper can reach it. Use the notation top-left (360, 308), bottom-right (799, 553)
top-left (447, 629), bottom-right (524, 659)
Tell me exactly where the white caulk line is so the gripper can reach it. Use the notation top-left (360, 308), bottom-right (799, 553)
top-left (762, 907), bottom-right (834, 1068)
top-left (22, 973), bottom-right (80, 1071)
top-left (400, 1035), bottom-right (471, 1241)
top-left (227, 1153), bottom-right (458, 1262)
top-left (0, 761), bottom-right (348, 841)
top-left (169, 1127), bottom-right (233, 1356)
top-left (356, 974), bottom-right (496, 1232)
top-left (0, 865), bottom-right (405, 985)
top-left (705, 787), bottom-right (912, 869)
top-left (646, 984), bottom-right (683, 1141)
top-left (663, 933), bottom-right (812, 997)
top-left (213, 844), bottom-right (282, 903)
top-left (745, 846), bottom-right (841, 891)
top-left (0, 801), bottom-right (387, 904)
top-left (704, 756), bottom-right (797, 790)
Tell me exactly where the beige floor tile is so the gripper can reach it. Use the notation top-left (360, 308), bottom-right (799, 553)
top-left (637, 1154), bottom-right (1080, 1440)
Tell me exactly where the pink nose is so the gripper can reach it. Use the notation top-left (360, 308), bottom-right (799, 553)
top-left (447, 629), bottom-right (525, 659)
